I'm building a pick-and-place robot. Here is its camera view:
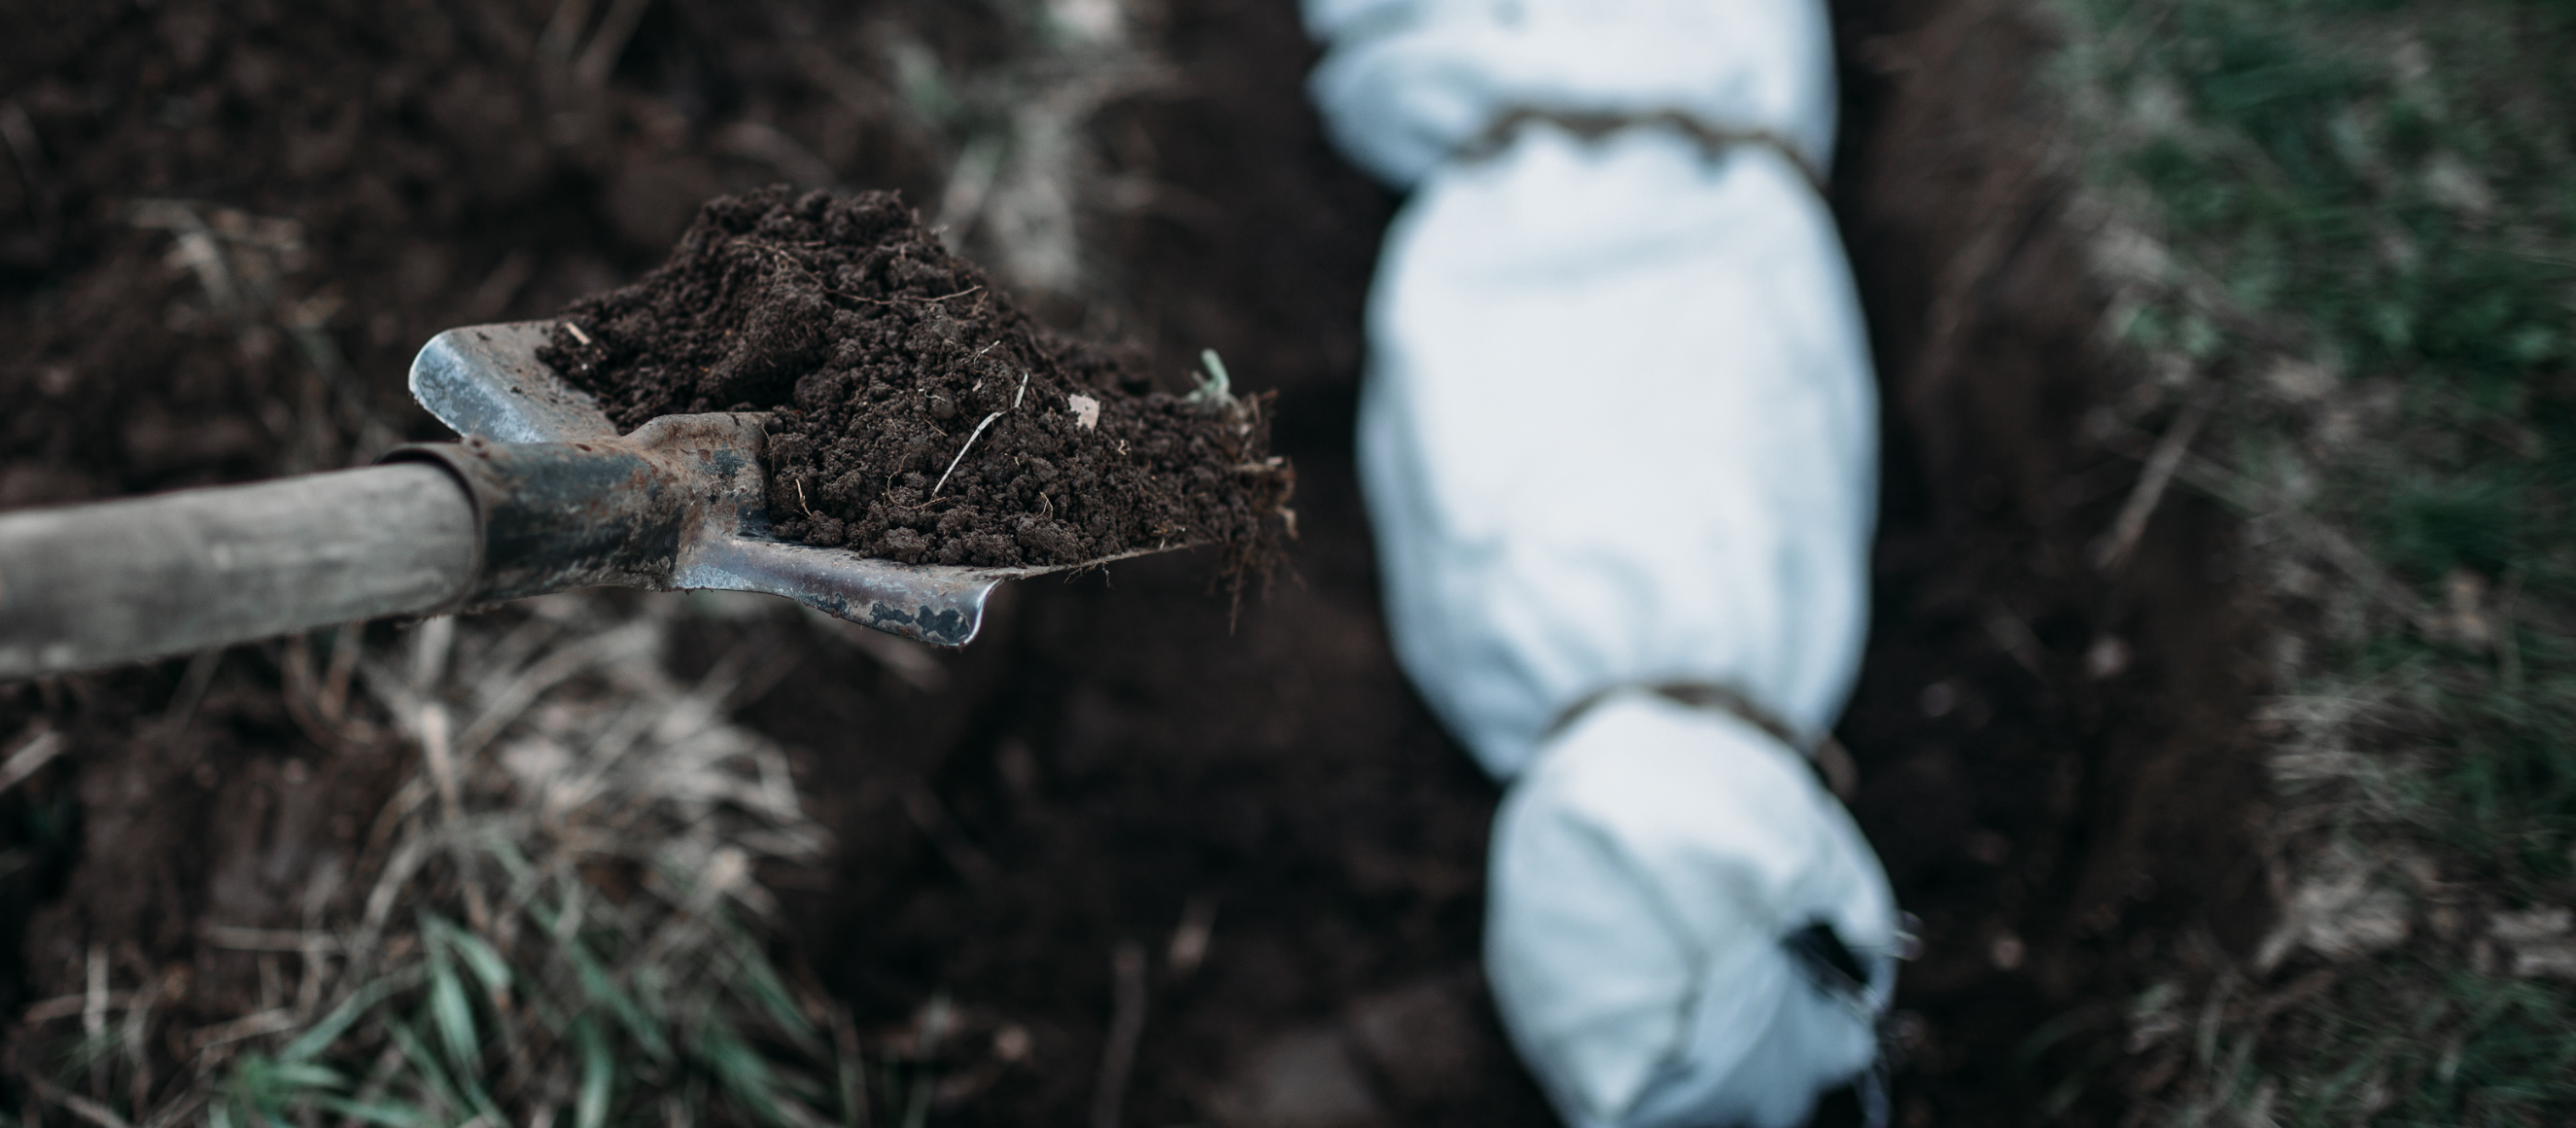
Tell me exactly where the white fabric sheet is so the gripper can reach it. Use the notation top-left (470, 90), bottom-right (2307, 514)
top-left (1304, 1), bottom-right (1903, 1124)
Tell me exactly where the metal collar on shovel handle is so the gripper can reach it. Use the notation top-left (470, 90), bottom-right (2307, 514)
top-left (0, 321), bottom-right (1142, 680)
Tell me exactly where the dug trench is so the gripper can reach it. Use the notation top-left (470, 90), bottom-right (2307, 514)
top-left (721, 0), bottom-right (2279, 1123)
top-left (0, 0), bottom-right (2272, 1124)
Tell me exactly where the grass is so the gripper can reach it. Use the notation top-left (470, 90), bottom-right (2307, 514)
top-left (2051, 0), bottom-right (2576, 1119)
top-left (7, 597), bottom-right (925, 1128)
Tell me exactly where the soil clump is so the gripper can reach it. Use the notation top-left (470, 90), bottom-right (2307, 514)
top-left (538, 187), bottom-right (1290, 576)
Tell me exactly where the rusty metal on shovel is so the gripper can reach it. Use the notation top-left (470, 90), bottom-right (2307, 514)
top-left (0, 321), bottom-right (1120, 680)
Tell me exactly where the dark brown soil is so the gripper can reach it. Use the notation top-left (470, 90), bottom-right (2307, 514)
top-left (539, 186), bottom-right (1289, 572)
top-left (1828, 1), bottom-right (2275, 1121)
top-left (0, 0), bottom-right (2271, 1125)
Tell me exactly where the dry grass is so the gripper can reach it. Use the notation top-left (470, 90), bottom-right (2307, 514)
top-left (15, 594), bottom-right (860, 1128)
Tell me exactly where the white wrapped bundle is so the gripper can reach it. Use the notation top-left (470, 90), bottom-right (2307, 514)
top-left (1305, 1), bottom-right (1900, 1125)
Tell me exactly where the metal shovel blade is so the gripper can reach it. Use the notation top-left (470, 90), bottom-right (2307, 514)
top-left (409, 322), bottom-right (1107, 647)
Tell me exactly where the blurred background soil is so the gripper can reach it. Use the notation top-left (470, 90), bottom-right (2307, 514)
top-left (0, 0), bottom-right (2269, 1123)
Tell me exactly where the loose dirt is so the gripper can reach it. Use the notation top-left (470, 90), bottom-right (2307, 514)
top-left (538, 187), bottom-right (1290, 574)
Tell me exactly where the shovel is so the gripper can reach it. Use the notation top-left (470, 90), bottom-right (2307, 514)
top-left (0, 321), bottom-right (1113, 680)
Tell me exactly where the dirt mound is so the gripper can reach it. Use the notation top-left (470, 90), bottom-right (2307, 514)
top-left (539, 187), bottom-right (1291, 575)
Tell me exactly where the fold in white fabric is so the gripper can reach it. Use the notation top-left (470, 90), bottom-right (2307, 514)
top-left (1305, 0), bottom-right (1838, 191)
top-left (1305, 1), bottom-right (1902, 1123)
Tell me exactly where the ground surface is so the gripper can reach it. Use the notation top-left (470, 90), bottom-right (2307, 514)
top-left (0, 0), bottom-right (2269, 1124)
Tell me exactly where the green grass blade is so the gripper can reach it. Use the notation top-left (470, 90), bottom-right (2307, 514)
top-left (565, 938), bottom-right (672, 1063)
top-left (720, 924), bottom-right (818, 1046)
top-left (574, 1016), bottom-right (614, 1128)
top-left (899, 1070), bottom-right (931, 1128)
top-left (695, 1016), bottom-right (789, 1128)
top-left (255, 1060), bottom-right (348, 1092)
top-left (380, 1016), bottom-right (470, 1121)
top-left (427, 957), bottom-right (481, 1075)
top-left (311, 1096), bottom-right (429, 1128)
top-left (280, 966), bottom-right (427, 1065)
top-left (833, 1025), bottom-right (864, 1128)
top-left (393, 1005), bottom-right (507, 1128)
top-left (480, 830), bottom-right (537, 887)
top-left (423, 912), bottom-right (514, 996)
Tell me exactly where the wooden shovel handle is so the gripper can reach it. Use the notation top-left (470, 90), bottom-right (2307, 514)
top-left (0, 463), bottom-right (478, 680)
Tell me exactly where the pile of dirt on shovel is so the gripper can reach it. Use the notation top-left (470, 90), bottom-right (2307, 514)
top-left (539, 186), bottom-right (1292, 582)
